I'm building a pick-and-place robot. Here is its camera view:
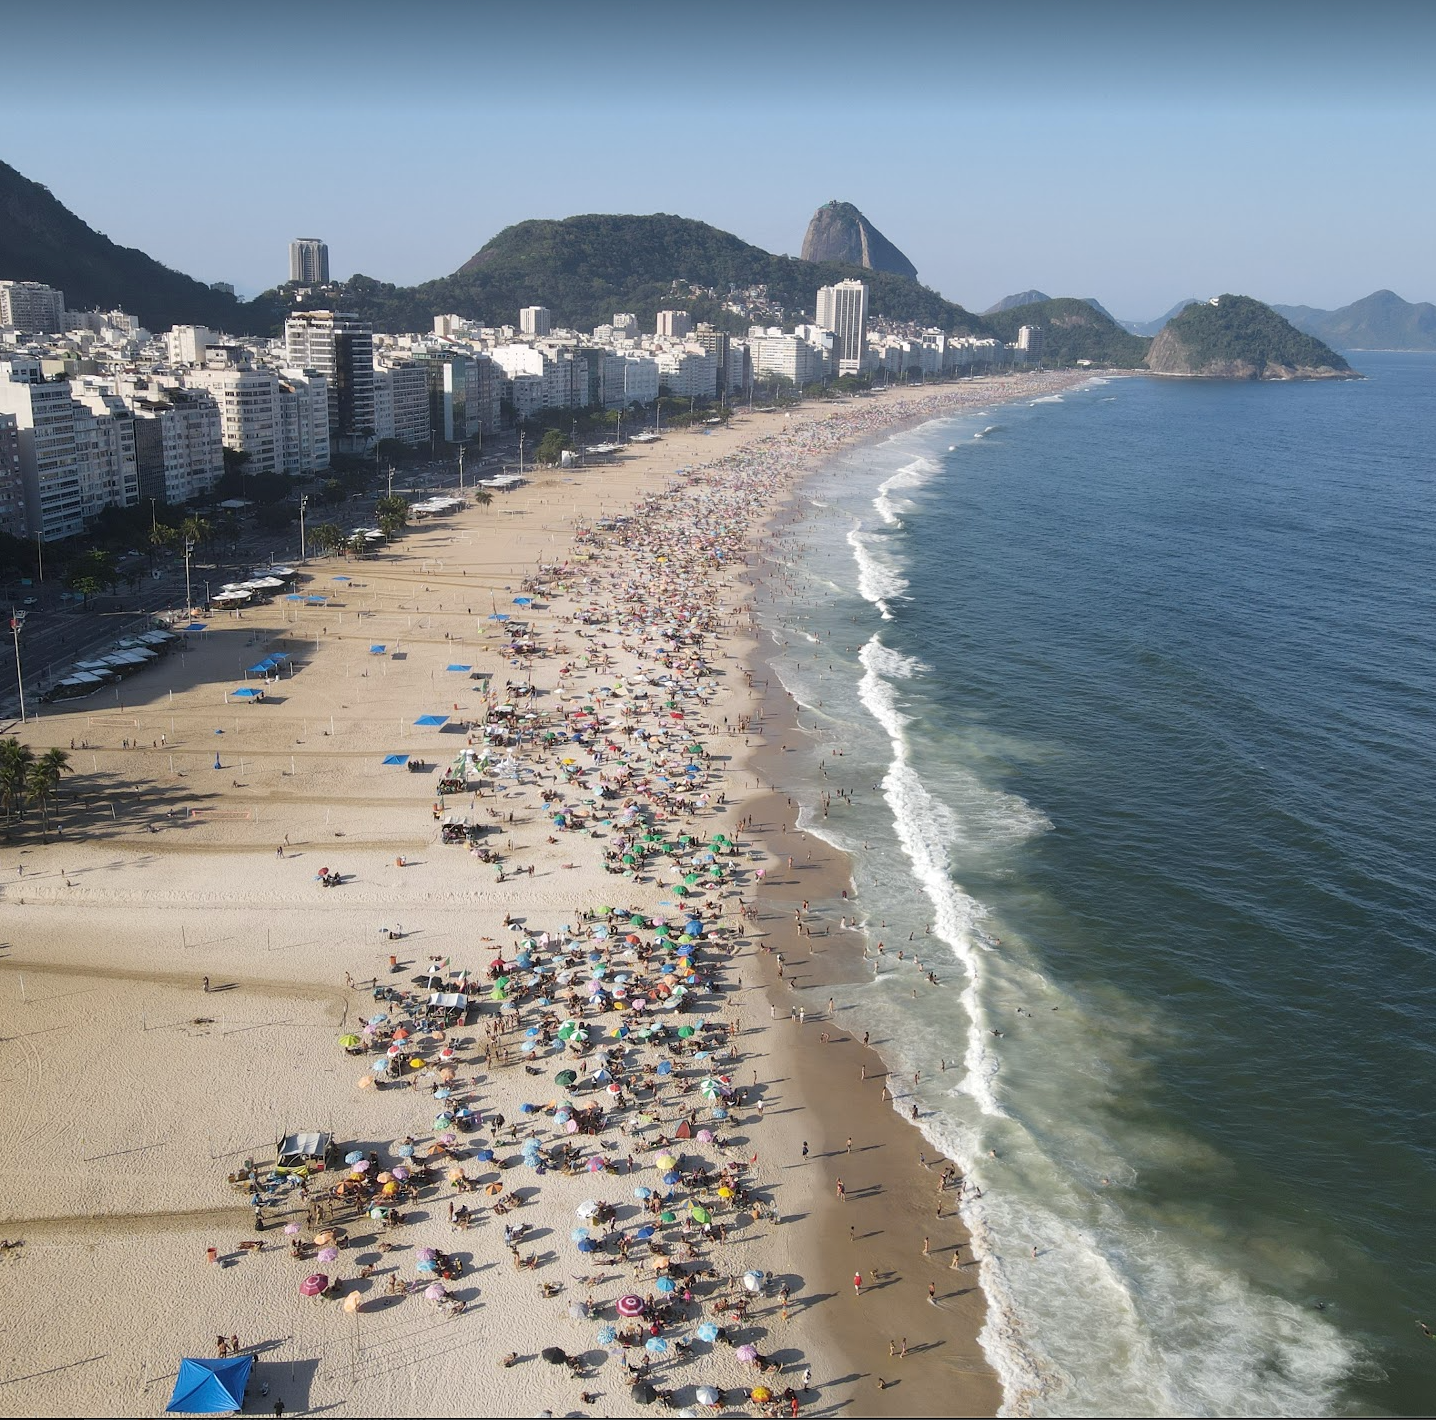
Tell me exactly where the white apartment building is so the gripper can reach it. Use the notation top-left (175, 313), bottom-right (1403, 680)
top-left (655, 310), bottom-right (693, 339)
top-left (655, 346), bottom-right (718, 400)
top-left (166, 325), bottom-right (213, 365)
top-left (519, 306), bottom-right (552, 338)
top-left (815, 279), bottom-right (869, 374)
top-left (612, 313), bottom-right (638, 339)
top-left (185, 364), bottom-right (281, 474)
top-left (599, 353), bottom-right (660, 409)
top-left (0, 281), bottom-right (65, 334)
top-left (277, 370), bottom-right (331, 476)
top-left (120, 382), bottom-right (225, 506)
top-left (0, 368), bottom-right (86, 540)
top-left (491, 344), bottom-right (589, 412)
top-left (748, 331), bottom-right (830, 387)
top-left (373, 362), bottom-right (431, 446)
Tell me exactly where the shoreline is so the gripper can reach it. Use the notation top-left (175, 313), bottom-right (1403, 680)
top-left (0, 372), bottom-right (1092, 1418)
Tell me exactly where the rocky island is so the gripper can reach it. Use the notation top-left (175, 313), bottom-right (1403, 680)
top-left (1145, 294), bottom-right (1357, 379)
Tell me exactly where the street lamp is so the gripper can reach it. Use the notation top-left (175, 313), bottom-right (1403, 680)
top-left (184, 538), bottom-right (195, 612)
top-left (299, 494), bottom-right (309, 563)
top-left (9, 609), bottom-right (26, 723)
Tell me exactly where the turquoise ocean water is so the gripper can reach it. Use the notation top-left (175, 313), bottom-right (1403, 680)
top-left (757, 355), bottom-right (1436, 1415)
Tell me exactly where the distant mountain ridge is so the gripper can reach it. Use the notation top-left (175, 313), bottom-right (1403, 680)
top-left (984, 289), bottom-right (1050, 314)
top-left (800, 201), bottom-right (918, 280)
top-left (1121, 300), bottom-right (1203, 337)
top-left (1146, 296), bottom-right (1354, 379)
top-left (1271, 290), bottom-right (1436, 351)
top-left (0, 158), bottom-right (254, 333)
top-left (983, 296), bottom-right (1151, 368)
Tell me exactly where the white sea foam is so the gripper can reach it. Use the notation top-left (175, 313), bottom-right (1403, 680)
top-left (873, 455), bottom-right (940, 526)
top-left (1029, 394), bottom-right (1065, 405)
top-left (846, 525), bottom-right (907, 619)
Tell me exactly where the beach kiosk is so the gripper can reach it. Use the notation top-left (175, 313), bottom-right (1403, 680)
top-left (275, 1130), bottom-right (337, 1175)
top-left (164, 1354), bottom-right (253, 1413)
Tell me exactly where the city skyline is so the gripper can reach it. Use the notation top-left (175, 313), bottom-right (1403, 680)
top-left (0, 1), bottom-right (1433, 319)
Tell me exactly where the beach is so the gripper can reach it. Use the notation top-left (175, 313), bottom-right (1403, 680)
top-left (0, 372), bottom-right (1089, 1418)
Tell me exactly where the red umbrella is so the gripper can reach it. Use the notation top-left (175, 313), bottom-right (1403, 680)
top-left (616, 1293), bottom-right (645, 1317)
top-left (300, 1273), bottom-right (329, 1297)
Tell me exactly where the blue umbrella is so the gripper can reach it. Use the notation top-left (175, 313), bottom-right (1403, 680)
top-left (696, 1322), bottom-right (719, 1343)
top-left (633, 1186), bottom-right (651, 1200)
top-left (645, 1336), bottom-right (668, 1354)
top-left (655, 1276), bottom-right (677, 1294)
top-left (370, 1059), bottom-right (388, 1073)
top-left (597, 1325), bottom-right (617, 1346)
top-left (635, 1225), bottom-right (655, 1240)
top-left (475, 1149), bottom-right (494, 1162)
top-left (577, 1238), bottom-right (596, 1253)
top-left (656, 1060), bottom-right (672, 1076)
top-left (344, 1150), bottom-right (365, 1164)
top-left (663, 1171), bottom-right (681, 1186)
top-left (570, 1228), bottom-right (590, 1242)
top-left (417, 1259), bottom-right (439, 1273)
top-left (396, 1143), bottom-right (415, 1157)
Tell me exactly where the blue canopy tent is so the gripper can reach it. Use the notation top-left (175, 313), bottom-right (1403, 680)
top-left (513, 596), bottom-right (533, 606)
top-left (165, 1354), bottom-right (252, 1413)
top-left (246, 661), bottom-right (273, 675)
top-left (284, 594), bottom-right (305, 602)
top-left (445, 664), bottom-right (472, 672)
top-left (185, 622), bottom-right (207, 631)
top-left (231, 687), bottom-right (263, 700)
top-left (332, 575), bottom-right (351, 583)
top-left (486, 613), bottom-right (509, 622)
top-left (304, 595), bottom-right (327, 605)
top-left (414, 714), bottom-right (449, 728)
top-left (382, 753), bottom-right (410, 766)
top-left (369, 645), bottom-right (386, 654)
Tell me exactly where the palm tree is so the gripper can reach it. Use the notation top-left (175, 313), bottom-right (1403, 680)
top-left (0, 738), bottom-right (35, 826)
top-left (310, 522), bottom-right (344, 556)
top-left (24, 747), bottom-right (68, 836)
top-left (472, 488), bottom-right (493, 510)
top-left (180, 515), bottom-right (214, 550)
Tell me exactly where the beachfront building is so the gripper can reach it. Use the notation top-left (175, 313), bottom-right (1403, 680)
top-left (426, 352), bottom-right (502, 444)
top-left (519, 306), bottom-right (552, 338)
top-left (284, 310), bottom-right (375, 450)
top-left (115, 379), bottom-right (225, 505)
top-left (0, 412), bottom-right (24, 536)
top-left (276, 370), bottom-right (331, 476)
top-left (491, 343), bottom-right (589, 412)
top-left (655, 346), bottom-right (719, 400)
top-left (66, 383), bottom-right (141, 528)
top-left (0, 280), bottom-right (66, 334)
top-left (373, 361), bottom-right (431, 447)
top-left (815, 279), bottom-right (869, 375)
top-left (1016, 324), bottom-right (1044, 361)
top-left (748, 329), bottom-right (831, 387)
top-left (599, 353), bottom-right (660, 409)
top-left (288, 238), bottom-right (330, 286)
top-left (185, 357), bottom-right (281, 475)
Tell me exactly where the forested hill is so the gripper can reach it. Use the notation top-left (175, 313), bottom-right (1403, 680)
top-left (0, 159), bottom-right (255, 333)
top-left (982, 296), bottom-right (1151, 367)
top-left (323, 214), bottom-right (989, 336)
top-left (1146, 296), bottom-right (1354, 379)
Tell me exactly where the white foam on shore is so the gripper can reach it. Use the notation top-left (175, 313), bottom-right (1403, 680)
top-left (873, 454), bottom-right (940, 526)
top-left (846, 524), bottom-right (907, 619)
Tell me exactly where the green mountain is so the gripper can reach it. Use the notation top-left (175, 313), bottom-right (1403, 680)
top-left (0, 158), bottom-right (256, 333)
top-left (982, 297), bottom-right (1151, 367)
top-left (1271, 290), bottom-right (1436, 351)
top-left (800, 201), bottom-right (919, 280)
top-left (1146, 295), bottom-right (1354, 379)
top-left (984, 289), bottom-right (1050, 314)
top-left (324, 213), bottom-right (984, 336)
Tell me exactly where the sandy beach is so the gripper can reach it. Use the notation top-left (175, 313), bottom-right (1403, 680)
top-left (0, 372), bottom-right (1090, 1418)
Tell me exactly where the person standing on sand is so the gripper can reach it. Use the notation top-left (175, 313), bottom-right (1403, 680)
top-left (835, 1178), bottom-right (845, 1201)
top-left (853, 1271), bottom-right (862, 1296)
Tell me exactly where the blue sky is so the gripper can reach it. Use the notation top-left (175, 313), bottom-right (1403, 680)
top-left (2, 0), bottom-right (1432, 318)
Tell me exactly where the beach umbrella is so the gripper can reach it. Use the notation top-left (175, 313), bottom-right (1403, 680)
top-left (742, 1270), bottom-right (764, 1293)
top-left (645, 1336), bottom-right (668, 1354)
top-left (369, 1206), bottom-right (387, 1220)
top-left (338, 1035), bottom-right (362, 1050)
top-left (555, 1070), bottom-right (578, 1088)
top-left (368, 1056), bottom-right (388, 1073)
top-left (344, 1149), bottom-right (365, 1164)
top-left (716, 1186), bottom-right (735, 1200)
top-left (587, 1156), bottom-right (608, 1172)
top-left (392, 1166), bottom-right (410, 1180)
top-left (662, 1171), bottom-right (681, 1186)
top-left (417, 1258), bottom-right (440, 1274)
top-left (696, 1385), bottom-right (720, 1406)
top-left (690, 1204), bottom-right (711, 1224)
top-left (396, 1143), bottom-right (415, 1157)
top-left (654, 1276), bottom-right (677, 1294)
top-left (570, 1227), bottom-right (590, 1243)
top-left (283, 1222), bottom-right (301, 1236)
top-left (299, 1274), bottom-right (329, 1297)
top-left (632, 1381), bottom-right (657, 1406)
top-left (408, 1057), bottom-right (425, 1070)
top-left (734, 1344), bottom-right (758, 1363)
top-left (424, 1283), bottom-right (447, 1301)
top-left (350, 1160), bottom-right (370, 1174)
top-left (696, 1324), bottom-right (719, 1345)
top-left (751, 1386), bottom-right (773, 1403)
top-left (541, 1346), bottom-right (569, 1365)
top-left (416, 1247), bottom-right (438, 1262)
top-left (616, 1294), bottom-right (645, 1317)
top-left (597, 1325), bottom-right (618, 1346)
top-left (577, 1238), bottom-right (597, 1253)
top-left (576, 1200), bottom-right (602, 1219)
top-left (634, 1225), bottom-right (655, 1241)
top-left (633, 1186), bottom-right (651, 1200)
top-left (655, 1153), bottom-right (678, 1171)
top-left (659, 1209), bottom-right (677, 1223)
top-left (697, 1129), bottom-right (715, 1143)
top-left (317, 1246), bottom-right (339, 1263)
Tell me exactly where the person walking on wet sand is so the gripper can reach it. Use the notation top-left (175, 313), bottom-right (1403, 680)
top-left (835, 1178), bottom-right (845, 1201)
top-left (853, 1271), bottom-right (862, 1296)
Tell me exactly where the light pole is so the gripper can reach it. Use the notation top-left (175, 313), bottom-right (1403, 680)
top-left (457, 444), bottom-right (464, 491)
top-left (184, 538), bottom-right (195, 612)
top-left (9, 609), bottom-right (26, 723)
top-left (299, 494), bottom-right (309, 563)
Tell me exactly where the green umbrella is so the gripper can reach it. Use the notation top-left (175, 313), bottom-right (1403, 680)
top-left (555, 1069), bottom-right (578, 1088)
top-left (677, 1025), bottom-right (695, 1038)
top-left (338, 1034), bottom-right (362, 1048)
top-left (690, 1204), bottom-right (711, 1224)
top-left (659, 1210), bottom-right (676, 1223)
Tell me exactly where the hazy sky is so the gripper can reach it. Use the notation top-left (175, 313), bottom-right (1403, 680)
top-left (2, 0), bottom-right (1432, 318)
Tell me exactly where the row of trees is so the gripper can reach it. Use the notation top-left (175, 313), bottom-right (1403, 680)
top-left (0, 739), bottom-right (70, 835)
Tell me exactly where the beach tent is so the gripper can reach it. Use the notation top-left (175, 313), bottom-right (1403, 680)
top-left (369, 645), bottom-right (386, 654)
top-left (381, 754), bottom-right (410, 766)
top-left (414, 714), bottom-right (449, 728)
top-left (164, 1354), bottom-right (253, 1413)
top-left (445, 664), bottom-right (472, 672)
top-left (284, 594), bottom-right (305, 602)
top-left (231, 687), bottom-right (263, 699)
top-left (185, 622), bottom-right (208, 631)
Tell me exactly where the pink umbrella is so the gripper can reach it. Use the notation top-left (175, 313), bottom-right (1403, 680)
top-left (587, 1156), bottom-right (608, 1172)
top-left (391, 1166), bottom-right (410, 1181)
top-left (416, 1247), bottom-right (439, 1261)
top-left (735, 1344), bottom-right (758, 1363)
top-left (440, 1132), bottom-right (457, 1145)
top-left (387, 1044), bottom-right (403, 1058)
top-left (697, 1129), bottom-right (715, 1143)
top-left (299, 1274), bottom-right (329, 1297)
top-left (616, 1293), bottom-right (645, 1317)
top-left (424, 1282), bottom-right (448, 1301)
top-left (283, 1223), bottom-right (301, 1236)
top-left (350, 1160), bottom-right (370, 1173)
top-left (565, 1119), bottom-right (579, 1134)
top-left (317, 1246), bottom-right (339, 1263)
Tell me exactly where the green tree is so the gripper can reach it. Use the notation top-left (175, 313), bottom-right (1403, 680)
top-left (65, 549), bottom-right (119, 606)
top-left (472, 487), bottom-right (493, 510)
top-left (374, 495), bottom-right (409, 527)
top-left (0, 738), bottom-right (35, 826)
top-left (309, 522), bottom-right (345, 555)
top-left (180, 515), bottom-right (214, 550)
top-left (24, 746), bottom-right (69, 836)
top-left (534, 430), bottom-right (573, 466)
top-left (377, 512), bottom-right (404, 541)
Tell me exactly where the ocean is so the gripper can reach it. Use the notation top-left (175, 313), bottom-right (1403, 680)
top-left (756, 355), bottom-right (1436, 1416)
